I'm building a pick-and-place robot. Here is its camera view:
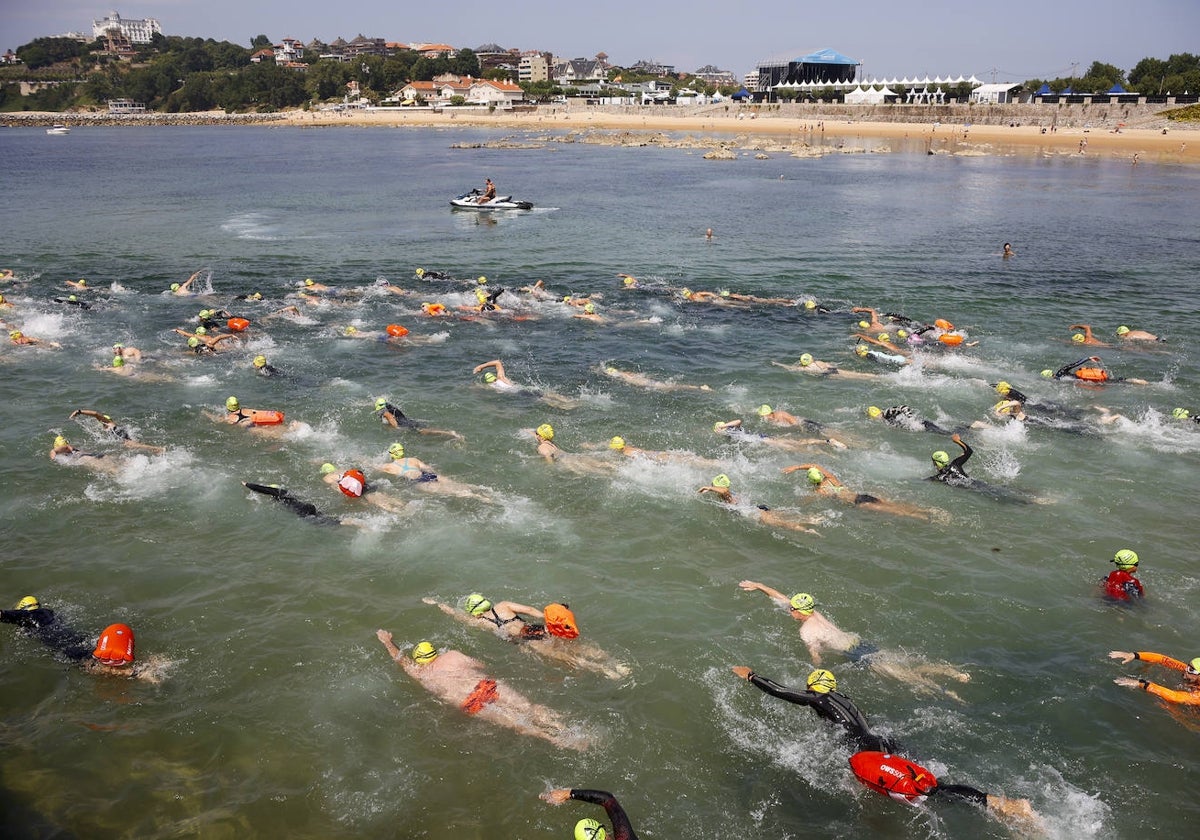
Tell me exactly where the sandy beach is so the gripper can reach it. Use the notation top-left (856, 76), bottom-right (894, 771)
top-left (277, 104), bottom-right (1200, 164)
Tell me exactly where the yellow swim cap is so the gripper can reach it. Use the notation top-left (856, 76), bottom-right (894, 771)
top-left (388, 443), bottom-right (405, 459)
top-left (1172, 408), bottom-right (1191, 419)
top-left (477, 275), bottom-right (487, 284)
top-left (320, 463), bottom-right (336, 474)
top-left (995, 381), bottom-right (1011, 395)
top-left (1040, 369), bottom-right (1054, 378)
top-left (803, 299), bottom-right (817, 310)
top-left (344, 326), bottom-right (358, 335)
top-left (807, 669), bottom-right (837, 693)
top-left (54, 435), bottom-right (68, 448)
top-left (412, 642), bottom-right (438, 664)
top-left (790, 593), bottom-right (815, 614)
top-left (575, 818), bottom-right (606, 840)
top-left (483, 372), bottom-right (497, 383)
top-left (16, 596), bottom-right (39, 611)
top-left (1113, 549), bottom-right (1139, 570)
top-left (112, 355), bottom-right (124, 367)
top-left (993, 400), bottom-right (1016, 416)
top-left (858, 320), bottom-right (869, 329)
top-left (806, 467), bottom-right (824, 485)
top-left (225, 396), bottom-right (240, 411)
top-left (932, 450), bottom-right (950, 468)
top-left (415, 267), bottom-right (425, 276)
top-left (681, 288), bottom-right (692, 299)
top-left (9, 330), bottom-right (21, 339)
top-left (711, 474), bottom-right (731, 488)
top-left (170, 283), bottom-right (180, 291)
top-left (375, 398), bottom-right (388, 411)
top-left (464, 593), bottom-right (492, 616)
top-left (584, 302), bottom-right (596, 314)
top-left (799, 353), bottom-right (813, 366)
top-left (757, 404), bottom-right (772, 416)
top-left (609, 436), bottom-right (625, 451)
top-left (855, 344), bottom-right (868, 357)
top-left (877, 333), bottom-right (890, 342)
top-left (536, 423), bottom-right (554, 441)
top-left (253, 355), bottom-right (267, 368)
top-left (867, 406), bottom-right (883, 419)
top-left (1072, 333), bottom-right (1085, 343)
top-left (304, 279), bottom-right (314, 286)
top-left (194, 326), bottom-right (207, 335)
top-left (187, 337), bottom-right (200, 348)
top-left (896, 329), bottom-right (908, 339)
top-left (623, 275), bottom-right (636, 286)
top-left (1116, 326), bottom-right (1130, 335)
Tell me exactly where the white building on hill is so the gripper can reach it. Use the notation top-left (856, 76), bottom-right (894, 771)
top-left (92, 11), bottom-right (162, 44)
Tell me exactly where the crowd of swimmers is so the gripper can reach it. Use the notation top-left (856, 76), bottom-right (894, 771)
top-left (4, 255), bottom-right (1198, 837)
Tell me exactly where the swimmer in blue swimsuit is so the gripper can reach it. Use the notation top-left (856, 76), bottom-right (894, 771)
top-left (376, 444), bottom-right (493, 501)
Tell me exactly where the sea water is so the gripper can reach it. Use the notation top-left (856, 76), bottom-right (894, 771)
top-left (1, 125), bottom-right (1198, 839)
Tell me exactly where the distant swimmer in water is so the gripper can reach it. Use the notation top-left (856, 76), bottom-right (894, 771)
top-left (111, 341), bottom-right (142, 363)
top-left (252, 354), bottom-right (282, 377)
top-left (573, 301), bottom-right (605, 322)
top-left (424, 594), bottom-right (630, 680)
top-left (1052, 355), bottom-right (1149, 385)
top-left (1002, 242), bottom-right (1015, 258)
top-left (698, 474), bottom-right (820, 535)
top-left (927, 434), bottom-right (973, 486)
top-left (9, 329), bottom-right (60, 348)
top-left (475, 359), bottom-right (582, 410)
top-left (373, 398), bottom-right (463, 440)
top-left (1102, 549), bottom-right (1144, 602)
top-left (784, 464), bottom-right (943, 522)
top-left (299, 277), bottom-right (333, 293)
top-left (64, 277), bottom-right (89, 291)
top-left (600, 364), bottom-right (712, 393)
top-left (738, 582), bottom-right (969, 700)
top-left (713, 419), bottom-right (844, 453)
top-left (1067, 324), bottom-right (1109, 347)
top-left (867, 405), bottom-right (952, 434)
top-left (540, 787), bottom-right (641, 840)
top-left (772, 352), bottom-right (879, 380)
top-left (851, 307), bottom-right (890, 333)
top-left (1169, 407), bottom-right (1200, 424)
top-left (854, 342), bottom-right (908, 367)
top-left (99, 353), bottom-right (174, 382)
top-left (853, 331), bottom-right (913, 358)
top-left (755, 405), bottom-right (850, 447)
top-left (168, 269), bottom-right (204, 296)
top-left (319, 463), bottom-right (408, 512)
top-left (1110, 650), bottom-right (1200, 706)
top-left (70, 409), bottom-right (164, 454)
top-left (54, 294), bottom-right (90, 310)
top-left (602, 435), bottom-right (722, 468)
top-left (49, 434), bottom-right (122, 473)
top-left (528, 424), bottom-right (613, 474)
top-left (374, 631), bottom-right (588, 750)
top-left (242, 481), bottom-right (362, 526)
top-left (616, 273), bottom-right (639, 288)
top-left (1115, 324), bottom-right (1162, 342)
top-left (1, 599), bottom-right (166, 683)
top-left (375, 444), bottom-right (492, 502)
top-left (730, 664), bottom-right (897, 753)
top-left (173, 326), bottom-right (239, 352)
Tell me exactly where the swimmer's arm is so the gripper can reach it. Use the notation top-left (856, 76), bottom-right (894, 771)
top-left (172, 328), bottom-right (195, 338)
top-left (70, 409), bottom-right (109, 422)
top-left (1143, 683), bottom-right (1200, 705)
top-left (375, 629), bottom-right (404, 661)
top-left (738, 580), bottom-right (790, 607)
top-left (781, 463), bottom-right (818, 475)
top-left (738, 668), bottom-right (814, 706)
top-left (496, 601), bottom-right (543, 621)
top-left (1121, 651), bottom-right (1188, 672)
top-left (211, 334), bottom-right (239, 346)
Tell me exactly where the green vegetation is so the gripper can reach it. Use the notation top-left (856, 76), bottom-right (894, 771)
top-left (1023, 54), bottom-right (1200, 96)
top-left (1163, 104), bottom-right (1200, 123)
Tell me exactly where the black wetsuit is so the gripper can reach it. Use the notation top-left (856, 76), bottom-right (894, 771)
top-left (1, 607), bottom-right (91, 661)
top-left (54, 297), bottom-right (91, 310)
top-left (928, 439), bottom-right (972, 486)
top-left (569, 789), bottom-right (639, 840)
top-left (244, 483), bottom-right (338, 525)
top-left (256, 364), bottom-right (283, 378)
top-left (882, 405), bottom-right (950, 434)
top-left (479, 287), bottom-right (505, 311)
top-left (378, 403), bottom-right (422, 431)
top-left (930, 783), bottom-right (988, 806)
top-left (748, 672), bottom-right (897, 753)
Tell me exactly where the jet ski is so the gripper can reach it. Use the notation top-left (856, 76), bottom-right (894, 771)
top-left (450, 189), bottom-right (533, 211)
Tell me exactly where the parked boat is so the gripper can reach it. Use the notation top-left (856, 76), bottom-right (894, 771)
top-left (450, 189), bottom-right (532, 211)
top-left (46, 124), bottom-right (71, 135)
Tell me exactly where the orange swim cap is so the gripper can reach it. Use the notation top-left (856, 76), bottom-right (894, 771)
top-left (544, 604), bottom-right (579, 639)
top-left (92, 623), bottom-right (135, 666)
top-left (338, 469), bottom-right (366, 498)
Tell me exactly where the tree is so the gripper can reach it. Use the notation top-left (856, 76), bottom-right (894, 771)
top-left (16, 37), bottom-right (85, 70)
top-left (251, 34), bottom-right (271, 49)
top-left (450, 48), bottom-right (480, 78)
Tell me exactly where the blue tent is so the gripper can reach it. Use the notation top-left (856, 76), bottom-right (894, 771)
top-left (1035, 83), bottom-right (1052, 96)
top-left (1061, 86), bottom-right (1075, 94)
top-left (798, 48), bottom-right (858, 66)
top-left (732, 88), bottom-right (751, 100)
top-left (1107, 83), bottom-right (1128, 94)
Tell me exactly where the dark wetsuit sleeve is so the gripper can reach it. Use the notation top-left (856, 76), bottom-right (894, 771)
top-left (951, 439), bottom-right (972, 472)
top-left (2, 609), bottom-right (91, 661)
top-left (569, 790), bottom-right (639, 840)
top-left (1009, 388), bottom-right (1028, 404)
top-left (931, 783), bottom-right (988, 806)
top-left (921, 420), bottom-right (950, 434)
top-left (1054, 357), bottom-right (1092, 378)
top-left (748, 673), bottom-right (817, 709)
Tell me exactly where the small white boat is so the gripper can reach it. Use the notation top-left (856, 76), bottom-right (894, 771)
top-left (46, 124), bottom-right (71, 135)
top-left (450, 190), bottom-right (532, 211)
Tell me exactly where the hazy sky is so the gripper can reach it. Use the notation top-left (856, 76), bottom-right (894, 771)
top-left (2, 1), bottom-right (1196, 82)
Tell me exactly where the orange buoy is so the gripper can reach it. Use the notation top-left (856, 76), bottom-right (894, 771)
top-left (386, 323), bottom-right (409, 337)
top-left (227, 317), bottom-right (250, 332)
top-left (247, 409), bottom-right (284, 425)
top-left (933, 318), bottom-right (954, 331)
top-left (338, 468), bottom-right (366, 498)
top-left (938, 332), bottom-right (964, 346)
top-left (544, 604), bottom-right (579, 639)
top-left (92, 623), bottom-right (135, 665)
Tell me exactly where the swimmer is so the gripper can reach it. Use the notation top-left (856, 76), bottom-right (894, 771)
top-left (371, 277), bottom-right (410, 296)
top-left (474, 359), bottom-right (581, 410)
top-left (373, 399), bottom-right (463, 440)
top-left (866, 405), bottom-right (952, 434)
top-left (853, 342), bottom-right (908, 367)
top-left (0, 269), bottom-right (14, 281)
top-left (573, 301), bottom-right (605, 322)
top-left (730, 665), bottom-right (897, 753)
top-left (1067, 324), bottom-right (1109, 347)
top-left (424, 595), bottom-right (629, 680)
top-left (320, 463), bottom-right (408, 512)
top-left (49, 434), bottom-right (121, 473)
top-left (213, 396), bottom-right (291, 434)
top-left (756, 404), bottom-right (849, 446)
top-left (173, 327), bottom-right (238, 351)
top-left (851, 307), bottom-right (889, 333)
top-left (771, 353), bottom-right (879, 380)
top-left (1110, 650), bottom-right (1200, 706)
top-left (111, 342), bottom-right (142, 363)
top-left (698, 475), bottom-right (820, 535)
top-left (252, 354), bottom-right (282, 377)
top-left (299, 277), bottom-right (332, 293)
top-left (519, 279), bottom-right (554, 299)
top-left (1, 601), bottom-right (165, 683)
top-left (64, 277), bottom-right (89, 291)
top-left (242, 481), bottom-right (360, 526)
top-left (714, 419), bottom-right (845, 453)
top-left (853, 332), bottom-right (912, 357)
top-left (784, 464), bottom-right (940, 521)
top-left (169, 269), bottom-right (204, 296)
top-left (738, 582), bottom-right (969, 699)
top-left (1101, 549), bottom-right (1144, 602)
top-left (375, 631), bottom-right (587, 750)
top-left (603, 436), bottom-right (722, 468)
top-left (9, 329), bottom-right (60, 348)
top-left (1115, 325), bottom-right (1161, 342)
top-left (375, 444), bottom-right (491, 501)
top-left (600, 364), bottom-right (712, 393)
top-left (196, 308), bottom-right (233, 330)
top-left (928, 434), bottom-right (973, 486)
top-left (1002, 242), bottom-right (1015, 258)
top-left (54, 294), bottom-right (91, 310)
top-left (98, 354), bottom-right (174, 382)
top-left (540, 788), bottom-right (640, 840)
top-left (0, 293), bottom-right (12, 309)
top-left (723, 290), bottom-right (797, 306)
top-left (69, 409), bottom-right (164, 454)
top-left (1052, 355), bottom-right (1148, 385)
top-left (616, 273), bottom-right (638, 289)
top-left (1170, 407), bottom-right (1200, 425)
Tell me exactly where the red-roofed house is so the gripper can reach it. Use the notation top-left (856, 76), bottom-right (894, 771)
top-left (469, 79), bottom-right (525, 107)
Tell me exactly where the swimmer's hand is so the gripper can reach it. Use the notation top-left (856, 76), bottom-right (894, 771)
top-left (376, 629), bottom-right (393, 644)
top-left (69, 409), bottom-right (81, 418)
top-left (1113, 677), bottom-right (1142, 689)
top-left (731, 666), bottom-right (753, 680)
top-left (540, 788), bottom-right (572, 805)
top-left (951, 433), bottom-right (962, 443)
top-left (1108, 650), bottom-right (1135, 664)
top-left (421, 597), bottom-right (437, 605)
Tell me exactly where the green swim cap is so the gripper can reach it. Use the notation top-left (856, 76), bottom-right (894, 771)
top-left (225, 396), bottom-right (240, 411)
top-left (790, 593), bottom-right (815, 614)
top-left (609, 436), bottom-right (626, 451)
top-left (1116, 326), bottom-right (1130, 335)
top-left (412, 642), bottom-right (437, 664)
top-left (931, 450), bottom-right (950, 468)
top-left (388, 443), bottom-right (405, 459)
top-left (253, 355), bottom-right (267, 368)
top-left (720, 289), bottom-right (731, 297)
top-left (187, 337), bottom-right (200, 348)
top-left (858, 320), bottom-right (870, 329)
top-left (855, 344), bottom-right (868, 357)
top-left (757, 404), bottom-right (772, 416)
top-left (464, 593), bottom-right (492, 617)
top-left (195, 326), bottom-right (209, 336)
top-left (807, 669), bottom-right (837, 693)
top-left (375, 398), bottom-right (388, 411)
top-left (867, 406), bottom-right (882, 419)
top-left (575, 818), bottom-right (606, 840)
top-left (806, 467), bottom-right (824, 485)
top-left (477, 275), bottom-right (487, 284)
top-left (1113, 549), bottom-right (1139, 570)
top-left (1040, 369), bottom-right (1054, 378)
top-left (112, 355), bottom-right (124, 367)
top-left (711, 474), bottom-right (731, 488)
top-left (877, 333), bottom-right (890, 342)
top-left (584, 302), bottom-right (596, 314)
top-left (1172, 408), bottom-right (1190, 419)
top-left (69, 295), bottom-right (77, 302)
top-left (483, 372), bottom-right (497, 383)
top-left (112, 342), bottom-right (123, 350)
top-left (1072, 333), bottom-right (1085, 343)
top-left (799, 353), bottom-right (813, 366)
top-left (320, 463), bottom-right (336, 474)
top-left (1188, 658), bottom-right (1200, 675)
top-left (170, 283), bottom-right (180, 291)
top-left (803, 299), bottom-right (817, 310)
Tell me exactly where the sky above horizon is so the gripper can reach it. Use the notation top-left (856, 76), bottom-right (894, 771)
top-left (2, 1), bottom-right (1196, 83)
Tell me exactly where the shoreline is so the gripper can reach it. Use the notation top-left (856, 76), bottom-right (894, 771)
top-left (6, 106), bottom-right (1197, 163)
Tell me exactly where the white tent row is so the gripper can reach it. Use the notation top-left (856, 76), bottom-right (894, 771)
top-left (773, 75), bottom-right (982, 92)
top-left (843, 85), bottom-right (899, 104)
